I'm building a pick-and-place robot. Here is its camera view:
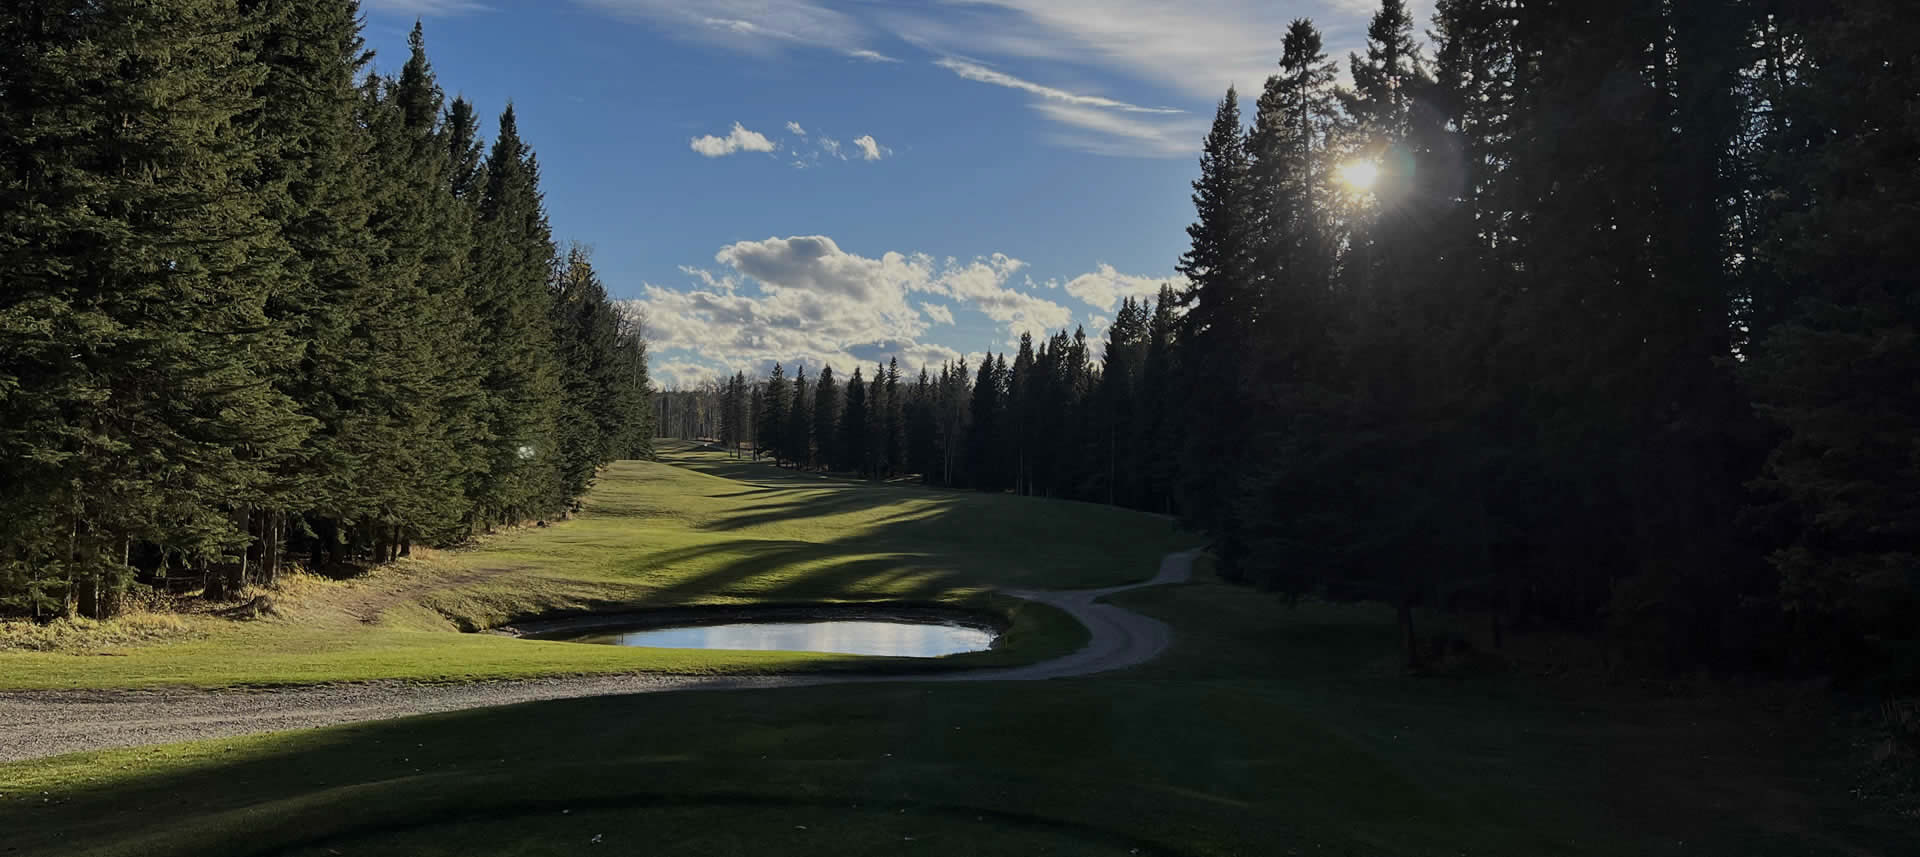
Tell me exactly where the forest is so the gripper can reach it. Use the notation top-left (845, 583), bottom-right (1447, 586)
top-left (0, 8), bottom-right (653, 619)
top-left (660, 0), bottom-right (1918, 687)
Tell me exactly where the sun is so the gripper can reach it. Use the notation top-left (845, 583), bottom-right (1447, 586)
top-left (1336, 159), bottom-right (1381, 193)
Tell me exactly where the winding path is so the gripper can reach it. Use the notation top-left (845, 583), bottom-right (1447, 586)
top-left (0, 550), bottom-right (1197, 764)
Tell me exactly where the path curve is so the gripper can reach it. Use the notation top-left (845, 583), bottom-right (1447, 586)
top-left (0, 550), bottom-right (1197, 764)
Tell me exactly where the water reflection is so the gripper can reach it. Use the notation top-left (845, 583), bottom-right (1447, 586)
top-left (565, 620), bottom-right (996, 658)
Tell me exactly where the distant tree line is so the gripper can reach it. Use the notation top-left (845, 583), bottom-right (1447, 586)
top-left (0, 6), bottom-right (652, 620)
top-left (666, 302), bottom-right (1183, 509)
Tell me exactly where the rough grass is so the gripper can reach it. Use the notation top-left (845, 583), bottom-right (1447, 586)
top-left (0, 443), bottom-right (1183, 689)
top-left (0, 611), bottom-right (197, 653)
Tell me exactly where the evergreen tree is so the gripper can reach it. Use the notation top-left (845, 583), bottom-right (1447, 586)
top-left (238, 0), bottom-right (376, 586)
top-left (1138, 285), bottom-right (1183, 514)
top-left (967, 356), bottom-right (1004, 491)
top-left (466, 104), bottom-right (562, 527)
top-left (550, 245), bottom-right (625, 507)
top-left (884, 358), bottom-right (905, 476)
top-left (785, 366), bottom-right (812, 468)
top-left (758, 363), bottom-right (789, 465)
top-left (863, 364), bottom-right (888, 477)
top-left (444, 96), bottom-right (486, 202)
top-left (1176, 87), bottom-right (1256, 528)
top-left (813, 365), bottom-right (840, 471)
top-left (840, 367), bottom-right (868, 476)
top-left (1744, 0), bottom-right (1920, 683)
top-left (906, 367), bottom-right (938, 481)
top-left (0, 0), bottom-right (311, 615)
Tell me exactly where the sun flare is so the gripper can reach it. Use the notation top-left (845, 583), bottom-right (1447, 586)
top-left (1336, 159), bottom-right (1381, 192)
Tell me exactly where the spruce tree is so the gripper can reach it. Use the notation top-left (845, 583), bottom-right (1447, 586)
top-left (785, 366), bottom-right (812, 468)
top-left (840, 367), bottom-right (869, 476)
top-left (758, 363), bottom-right (790, 465)
top-left (467, 104), bottom-right (563, 526)
top-left (813, 365), bottom-right (840, 471)
top-left (966, 357), bottom-right (1003, 491)
top-left (864, 365), bottom-right (888, 477)
top-left (0, 0), bottom-right (310, 615)
top-left (1176, 87), bottom-right (1256, 528)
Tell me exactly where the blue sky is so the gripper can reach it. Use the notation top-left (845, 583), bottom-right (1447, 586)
top-left (361, 0), bottom-right (1420, 386)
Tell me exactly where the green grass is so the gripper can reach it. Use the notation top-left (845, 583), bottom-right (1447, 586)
top-left (2, 444), bottom-right (1911, 856)
top-left (0, 442), bottom-right (1185, 689)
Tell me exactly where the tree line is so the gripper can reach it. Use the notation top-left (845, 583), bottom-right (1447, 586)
top-left (659, 294), bottom-right (1182, 510)
top-left (1167, 0), bottom-right (1916, 681)
top-left (0, 4), bottom-right (653, 620)
top-left (684, 0), bottom-right (1916, 684)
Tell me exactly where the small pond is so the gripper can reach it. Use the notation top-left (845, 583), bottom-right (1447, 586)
top-left (540, 619), bottom-right (997, 658)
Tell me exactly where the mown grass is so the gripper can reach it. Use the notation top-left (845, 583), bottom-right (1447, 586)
top-left (3, 445), bottom-right (1910, 856)
top-left (0, 442), bottom-right (1184, 690)
top-left (9, 582), bottom-right (1910, 857)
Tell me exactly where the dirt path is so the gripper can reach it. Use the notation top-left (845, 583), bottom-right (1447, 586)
top-left (0, 550), bottom-right (1198, 764)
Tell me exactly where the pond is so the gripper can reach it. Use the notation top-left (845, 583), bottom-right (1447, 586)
top-left (544, 619), bottom-right (997, 658)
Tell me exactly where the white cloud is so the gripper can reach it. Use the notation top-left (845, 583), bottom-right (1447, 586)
top-left (786, 121), bottom-right (807, 136)
top-left (689, 122), bottom-right (778, 157)
top-left (1064, 264), bottom-right (1183, 311)
top-left (626, 236), bottom-right (1087, 380)
top-left (934, 58), bottom-right (1179, 114)
top-left (846, 49), bottom-right (901, 63)
top-left (852, 135), bottom-right (885, 161)
top-left (820, 137), bottom-right (844, 159)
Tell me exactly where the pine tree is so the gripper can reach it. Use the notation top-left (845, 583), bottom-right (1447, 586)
top-left (609, 312), bottom-right (654, 459)
top-left (840, 367), bottom-right (868, 476)
top-left (1138, 285), bottom-right (1183, 514)
top-left (236, 0), bottom-right (377, 585)
top-left (863, 365), bottom-right (888, 477)
top-left (966, 356), bottom-right (1003, 491)
top-left (550, 245), bottom-right (625, 506)
top-left (906, 367), bottom-right (938, 481)
top-left (1176, 87), bottom-right (1256, 528)
top-left (813, 365), bottom-right (840, 471)
top-left (467, 104), bottom-right (562, 527)
top-left (444, 96), bottom-right (486, 202)
top-left (785, 366), bottom-right (812, 468)
top-left (758, 363), bottom-right (789, 465)
top-left (884, 358), bottom-right (905, 477)
top-left (0, 0), bottom-right (311, 616)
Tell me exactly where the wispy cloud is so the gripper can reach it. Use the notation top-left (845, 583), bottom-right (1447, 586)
top-left (891, 1), bottom-right (1427, 100)
top-left (1031, 103), bottom-right (1204, 158)
top-left (363, 0), bottom-right (489, 14)
top-left (786, 121), bottom-right (807, 136)
top-left (934, 58), bottom-right (1179, 114)
top-left (852, 135), bottom-right (885, 161)
top-left (575, 0), bottom-right (895, 62)
top-left (690, 122), bottom-right (778, 157)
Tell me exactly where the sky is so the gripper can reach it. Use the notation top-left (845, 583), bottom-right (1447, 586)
top-left (361, 0), bottom-right (1425, 387)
